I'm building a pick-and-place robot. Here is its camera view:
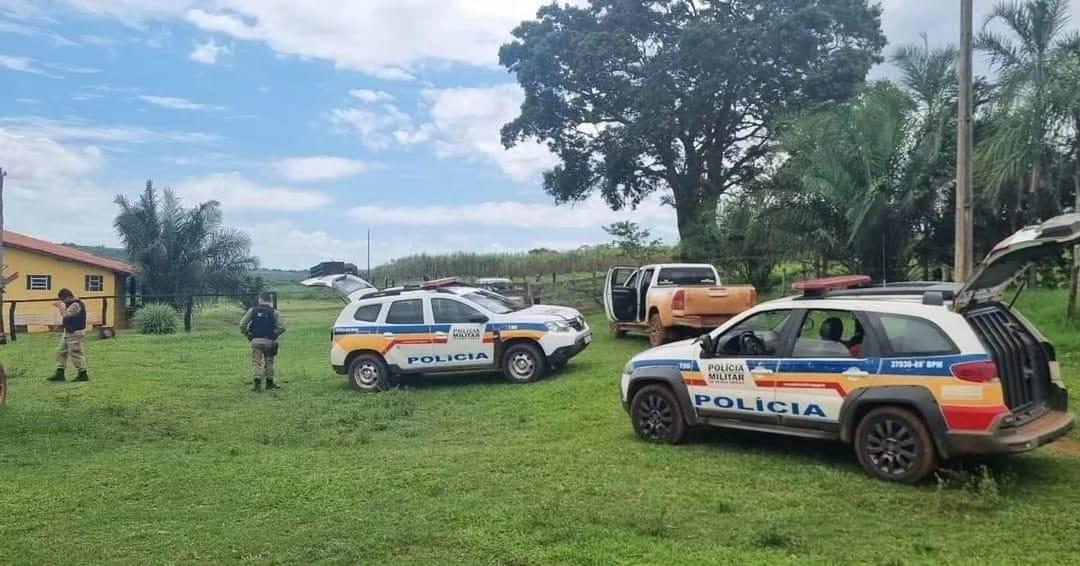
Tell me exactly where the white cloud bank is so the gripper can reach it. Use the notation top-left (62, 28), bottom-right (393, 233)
top-left (190, 38), bottom-right (230, 64)
top-left (274, 156), bottom-right (373, 183)
top-left (174, 172), bottom-right (332, 211)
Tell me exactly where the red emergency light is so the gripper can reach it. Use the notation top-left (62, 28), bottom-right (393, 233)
top-left (422, 276), bottom-right (461, 289)
top-left (792, 275), bottom-right (872, 296)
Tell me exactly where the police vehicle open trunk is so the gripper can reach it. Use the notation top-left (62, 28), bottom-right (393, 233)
top-left (955, 213), bottom-right (1080, 425)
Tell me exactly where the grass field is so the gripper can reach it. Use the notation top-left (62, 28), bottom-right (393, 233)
top-left (0, 290), bottom-right (1078, 564)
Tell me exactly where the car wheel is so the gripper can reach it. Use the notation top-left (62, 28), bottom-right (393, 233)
top-left (854, 406), bottom-right (937, 484)
top-left (648, 313), bottom-right (671, 347)
top-left (630, 385), bottom-right (687, 444)
top-left (347, 354), bottom-right (390, 392)
top-left (502, 342), bottom-right (547, 384)
top-left (609, 321), bottom-right (627, 339)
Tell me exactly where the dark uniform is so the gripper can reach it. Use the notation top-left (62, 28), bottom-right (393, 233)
top-left (50, 298), bottom-right (88, 382)
top-left (240, 303), bottom-right (285, 391)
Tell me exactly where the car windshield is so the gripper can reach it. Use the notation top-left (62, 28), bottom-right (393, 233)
top-left (463, 290), bottom-right (523, 314)
top-left (657, 267), bottom-right (717, 286)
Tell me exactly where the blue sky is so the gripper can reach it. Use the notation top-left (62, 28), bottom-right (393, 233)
top-left (1, 0), bottom-right (1077, 269)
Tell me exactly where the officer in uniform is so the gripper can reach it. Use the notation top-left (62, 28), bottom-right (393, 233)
top-left (240, 292), bottom-right (285, 392)
top-left (48, 288), bottom-right (89, 383)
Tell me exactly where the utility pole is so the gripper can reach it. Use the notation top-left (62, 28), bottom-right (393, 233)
top-left (366, 229), bottom-right (371, 280)
top-left (954, 0), bottom-right (975, 282)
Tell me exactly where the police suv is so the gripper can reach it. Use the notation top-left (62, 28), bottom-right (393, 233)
top-left (621, 214), bottom-right (1079, 483)
top-left (329, 278), bottom-right (592, 391)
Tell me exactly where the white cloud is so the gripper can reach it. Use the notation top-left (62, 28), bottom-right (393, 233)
top-left (190, 38), bottom-right (230, 64)
top-left (349, 193), bottom-right (676, 232)
top-left (174, 172), bottom-right (332, 211)
top-left (330, 104), bottom-right (414, 150)
top-left (420, 84), bottom-right (556, 182)
top-left (274, 156), bottom-right (372, 183)
top-left (0, 54), bottom-right (56, 77)
top-left (181, 1), bottom-right (563, 78)
top-left (0, 116), bottom-right (217, 144)
top-left (0, 129), bottom-right (119, 244)
top-left (137, 94), bottom-right (225, 111)
top-left (348, 89), bottom-right (393, 103)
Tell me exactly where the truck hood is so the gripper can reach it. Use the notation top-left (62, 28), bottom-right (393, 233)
top-left (633, 338), bottom-right (697, 362)
top-left (955, 213), bottom-right (1080, 311)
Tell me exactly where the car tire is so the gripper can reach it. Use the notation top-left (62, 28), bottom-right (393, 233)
top-left (630, 385), bottom-right (687, 444)
top-left (501, 342), bottom-right (547, 384)
top-left (609, 321), bottom-right (627, 339)
top-left (347, 354), bottom-right (390, 392)
top-left (854, 406), bottom-right (938, 484)
top-left (648, 313), bottom-right (671, 347)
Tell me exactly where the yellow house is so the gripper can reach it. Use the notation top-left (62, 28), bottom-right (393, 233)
top-left (2, 231), bottom-right (134, 334)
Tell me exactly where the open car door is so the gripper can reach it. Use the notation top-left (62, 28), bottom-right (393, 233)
top-left (604, 266), bottom-right (640, 323)
top-left (955, 213), bottom-right (1080, 311)
top-left (301, 274), bottom-right (377, 303)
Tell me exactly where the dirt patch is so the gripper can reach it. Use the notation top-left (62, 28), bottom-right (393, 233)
top-left (1048, 438), bottom-right (1080, 457)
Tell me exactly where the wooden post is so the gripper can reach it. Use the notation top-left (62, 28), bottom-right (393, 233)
top-left (184, 296), bottom-right (194, 332)
top-left (8, 301), bottom-right (15, 342)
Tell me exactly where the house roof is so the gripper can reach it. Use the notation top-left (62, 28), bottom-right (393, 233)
top-left (2, 231), bottom-right (135, 275)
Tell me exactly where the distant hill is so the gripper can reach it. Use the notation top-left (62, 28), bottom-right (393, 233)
top-left (62, 243), bottom-right (129, 263)
top-left (255, 269), bottom-right (308, 283)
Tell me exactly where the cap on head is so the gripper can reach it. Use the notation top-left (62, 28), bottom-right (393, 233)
top-left (58, 288), bottom-right (74, 300)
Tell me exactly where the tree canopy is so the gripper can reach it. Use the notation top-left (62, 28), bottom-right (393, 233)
top-left (114, 182), bottom-right (258, 297)
top-left (500, 0), bottom-right (886, 251)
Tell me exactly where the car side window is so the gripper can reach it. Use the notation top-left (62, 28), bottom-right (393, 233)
top-left (715, 310), bottom-right (793, 357)
top-left (385, 299), bottom-right (424, 325)
top-left (877, 314), bottom-right (957, 356)
top-left (353, 303), bottom-right (382, 323)
top-left (432, 298), bottom-right (484, 324)
top-left (793, 309), bottom-right (865, 358)
top-left (623, 271), bottom-right (640, 288)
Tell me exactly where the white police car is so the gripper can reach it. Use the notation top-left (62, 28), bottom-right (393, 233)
top-left (329, 278), bottom-right (592, 391)
top-left (621, 214), bottom-right (1079, 483)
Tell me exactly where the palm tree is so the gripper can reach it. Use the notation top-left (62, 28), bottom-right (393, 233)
top-left (976, 0), bottom-right (1076, 225)
top-left (114, 181), bottom-right (258, 297)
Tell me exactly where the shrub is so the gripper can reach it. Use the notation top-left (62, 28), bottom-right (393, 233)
top-left (134, 303), bottom-right (181, 335)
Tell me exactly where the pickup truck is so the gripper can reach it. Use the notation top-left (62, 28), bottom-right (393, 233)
top-left (603, 264), bottom-right (757, 346)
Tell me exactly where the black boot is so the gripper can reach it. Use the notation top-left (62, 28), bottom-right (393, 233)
top-left (47, 368), bottom-right (65, 382)
top-left (74, 370), bottom-right (89, 382)
top-left (265, 378), bottom-right (280, 391)
top-left (252, 378), bottom-right (262, 392)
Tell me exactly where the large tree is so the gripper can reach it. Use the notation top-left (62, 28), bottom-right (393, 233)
top-left (499, 0), bottom-right (886, 251)
top-left (976, 0), bottom-right (1078, 225)
top-left (114, 181), bottom-right (258, 297)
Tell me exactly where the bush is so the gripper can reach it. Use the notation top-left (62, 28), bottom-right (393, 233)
top-left (134, 303), bottom-right (181, 335)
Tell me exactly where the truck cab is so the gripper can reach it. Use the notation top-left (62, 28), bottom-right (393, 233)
top-left (604, 263), bottom-right (757, 346)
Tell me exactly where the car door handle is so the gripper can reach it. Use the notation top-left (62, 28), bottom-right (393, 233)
top-left (750, 367), bottom-right (774, 376)
top-left (843, 368), bottom-right (869, 378)
top-left (435, 331), bottom-right (448, 338)
top-left (382, 332), bottom-right (395, 338)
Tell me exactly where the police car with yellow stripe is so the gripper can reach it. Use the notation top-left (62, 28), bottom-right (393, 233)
top-left (329, 277), bottom-right (591, 391)
top-left (621, 214), bottom-right (1079, 483)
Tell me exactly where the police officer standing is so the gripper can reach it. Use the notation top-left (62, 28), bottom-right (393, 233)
top-left (48, 288), bottom-right (89, 383)
top-left (240, 292), bottom-right (285, 392)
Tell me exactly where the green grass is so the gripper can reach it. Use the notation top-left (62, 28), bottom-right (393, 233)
top-left (0, 293), bottom-right (1078, 564)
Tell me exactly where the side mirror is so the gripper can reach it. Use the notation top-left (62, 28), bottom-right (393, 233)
top-left (699, 335), bottom-right (715, 358)
top-left (469, 314), bottom-right (489, 324)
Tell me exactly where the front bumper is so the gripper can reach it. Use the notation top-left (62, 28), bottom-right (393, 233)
top-left (547, 331), bottom-right (592, 365)
top-left (949, 409), bottom-right (1076, 456)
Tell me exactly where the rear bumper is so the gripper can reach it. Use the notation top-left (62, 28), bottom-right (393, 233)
top-left (548, 333), bottom-right (592, 365)
top-left (948, 409), bottom-right (1075, 456)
